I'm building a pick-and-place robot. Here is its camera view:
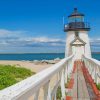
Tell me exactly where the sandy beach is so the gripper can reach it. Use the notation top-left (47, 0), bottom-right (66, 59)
top-left (0, 60), bottom-right (60, 100)
top-left (0, 60), bottom-right (59, 72)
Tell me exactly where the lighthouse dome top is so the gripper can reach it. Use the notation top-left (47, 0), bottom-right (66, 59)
top-left (64, 8), bottom-right (90, 32)
top-left (68, 8), bottom-right (84, 18)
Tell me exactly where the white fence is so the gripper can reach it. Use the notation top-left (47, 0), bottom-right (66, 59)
top-left (0, 55), bottom-right (74, 100)
top-left (82, 55), bottom-right (100, 84)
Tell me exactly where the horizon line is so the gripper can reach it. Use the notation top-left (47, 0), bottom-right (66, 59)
top-left (0, 52), bottom-right (99, 54)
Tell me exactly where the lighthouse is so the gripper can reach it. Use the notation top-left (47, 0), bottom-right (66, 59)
top-left (64, 8), bottom-right (91, 59)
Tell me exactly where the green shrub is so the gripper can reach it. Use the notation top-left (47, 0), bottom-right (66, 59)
top-left (96, 83), bottom-right (100, 90)
top-left (0, 65), bottom-right (35, 90)
top-left (65, 77), bottom-right (70, 88)
top-left (56, 87), bottom-right (62, 100)
top-left (0, 75), bottom-right (17, 90)
top-left (56, 86), bottom-right (68, 100)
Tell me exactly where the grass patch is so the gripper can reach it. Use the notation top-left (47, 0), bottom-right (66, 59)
top-left (56, 87), bottom-right (62, 100)
top-left (96, 83), bottom-right (100, 90)
top-left (56, 86), bottom-right (68, 100)
top-left (0, 65), bottom-right (35, 90)
top-left (65, 77), bottom-right (70, 88)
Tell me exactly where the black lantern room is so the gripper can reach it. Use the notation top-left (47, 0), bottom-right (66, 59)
top-left (64, 8), bottom-right (90, 32)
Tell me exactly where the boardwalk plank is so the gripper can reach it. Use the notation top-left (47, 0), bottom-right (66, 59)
top-left (68, 61), bottom-right (90, 100)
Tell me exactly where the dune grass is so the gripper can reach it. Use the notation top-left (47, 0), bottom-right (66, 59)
top-left (96, 83), bottom-right (100, 90)
top-left (0, 65), bottom-right (35, 90)
top-left (56, 86), bottom-right (62, 100)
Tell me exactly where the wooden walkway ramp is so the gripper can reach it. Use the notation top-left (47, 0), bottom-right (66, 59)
top-left (66, 61), bottom-right (100, 100)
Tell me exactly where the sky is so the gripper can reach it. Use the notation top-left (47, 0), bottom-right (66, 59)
top-left (0, 0), bottom-right (99, 53)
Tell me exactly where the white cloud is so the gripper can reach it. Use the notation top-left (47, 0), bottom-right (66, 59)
top-left (12, 37), bottom-right (65, 47)
top-left (0, 29), bottom-right (65, 47)
top-left (90, 38), bottom-right (100, 46)
top-left (0, 29), bottom-right (26, 37)
top-left (0, 29), bottom-right (100, 52)
top-left (31, 37), bottom-right (65, 43)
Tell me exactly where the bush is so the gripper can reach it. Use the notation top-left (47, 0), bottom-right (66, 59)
top-left (96, 83), bottom-right (100, 90)
top-left (56, 87), bottom-right (62, 100)
top-left (65, 77), bottom-right (70, 88)
top-left (0, 65), bottom-right (35, 90)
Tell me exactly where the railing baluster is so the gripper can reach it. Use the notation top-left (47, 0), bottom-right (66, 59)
top-left (54, 93), bottom-right (57, 100)
top-left (93, 66), bottom-right (95, 82)
top-left (43, 81), bottom-right (51, 100)
top-left (48, 84), bottom-right (52, 100)
top-left (65, 61), bottom-right (68, 83)
top-left (61, 69), bottom-right (66, 100)
top-left (34, 89), bottom-right (40, 100)
top-left (90, 62), bottom-right (92, 75)
top-left (97, 66), bottom-right (100, 84)
top-left (51, 79), bottom-right (60, 99)
top-left (94, 66), bottom-right (98, 83)
top-left (97, 72), bottom-right (100, 84)
top-left (82, 55), bottom-right (100, 86)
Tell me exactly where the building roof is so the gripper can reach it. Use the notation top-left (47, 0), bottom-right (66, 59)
top-left (68, 8), bottom-right (84, 18)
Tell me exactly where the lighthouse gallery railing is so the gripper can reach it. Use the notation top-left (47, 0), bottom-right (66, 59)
top-left (0, 55), bottom-right (74, 100)
top-left (82, 55), bottom-right (100, 85)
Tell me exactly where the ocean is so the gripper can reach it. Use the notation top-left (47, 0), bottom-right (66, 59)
top-left (0, 53), bottom-right (99, 61)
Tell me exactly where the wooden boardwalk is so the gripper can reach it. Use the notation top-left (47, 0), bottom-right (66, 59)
top-left (66, 61), bottom-right (99, 100)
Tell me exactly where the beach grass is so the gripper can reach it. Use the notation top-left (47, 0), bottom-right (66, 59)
top-left (56, 86), bottom-right (62, 100)
top-left (0, 65), bottom-right (35, 90)
top-left (96, 83), bottom-right (100, 90)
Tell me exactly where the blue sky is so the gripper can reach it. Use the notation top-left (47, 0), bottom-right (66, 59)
top-left (0, 0), bottom-right (99, 53)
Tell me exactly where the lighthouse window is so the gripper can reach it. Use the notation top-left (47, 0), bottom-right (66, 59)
top-left (69, 17), bottom-right (84, 23)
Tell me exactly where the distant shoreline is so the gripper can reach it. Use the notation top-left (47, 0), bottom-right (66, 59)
top-left (0, 53), bottom-right (99, 61)
top-left (0, 52), bottom-right (99, 54)
top-left (0, 53), bottom-right (65, 54)
top-left (92, 52), bottom-right (100, 54)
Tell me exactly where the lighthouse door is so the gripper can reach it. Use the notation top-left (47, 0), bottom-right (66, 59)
top-left (71, 38), bottom-right (86, 60)
top-left (73, 45), bottom-right (85, 59)
top-left (75, 46), bottom-right (84, 59)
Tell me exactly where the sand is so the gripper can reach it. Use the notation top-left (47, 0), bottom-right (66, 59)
top-left (0, 60), bottom-right (59, 100)
top-left (0, 60), bottom-right (54, 73)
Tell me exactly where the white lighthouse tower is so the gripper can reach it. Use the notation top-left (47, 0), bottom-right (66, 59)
top-left (64, 8), bottom-right (91, 59)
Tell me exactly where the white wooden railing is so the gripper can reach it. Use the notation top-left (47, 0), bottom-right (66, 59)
top-left (82, 55), bottom-right (100, 85)
top-left (0, 55), bottom-right (74, 100)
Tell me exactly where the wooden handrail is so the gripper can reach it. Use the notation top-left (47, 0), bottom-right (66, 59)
top-left (0, 55), bottom-right (74, 100)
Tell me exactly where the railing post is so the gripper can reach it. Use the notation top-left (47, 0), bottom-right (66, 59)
top-left (97, 72), bottom-right (100, 85)
top-left (70, 59), bottom-right (73, 73)
top-left (43, 82), bottom-right (49, 100)
top-left (89, 62), bottom-right (92, 75)
top-left (89, 62), bottom-right (91, 75)
top-left (96, 67), bottom-right (100, 84)
top-left (92, 66), bottom-right (95, 81)
top-left (84, 58), bottom-right (86, 67)
top-left (67, 61), bottom-right (69, 77)
top-left (34, 89), bottom-right (40, 100)
top-left (94, 66), bottom-right (98, 83)
top-left (43, 81), bottom-right (51, 100)
top-left (65, 61), bottom-right (68, 84)
top-left (60, 69), bottom-right (66, 100)
top-left (48, 84), bottom-right (52, 100)
top-left (68, 60), bottom-right (71, 77)
top-left (54, 93), bottom-right (57, 100)
top-left (88, 61), bottom-right (90, 74)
